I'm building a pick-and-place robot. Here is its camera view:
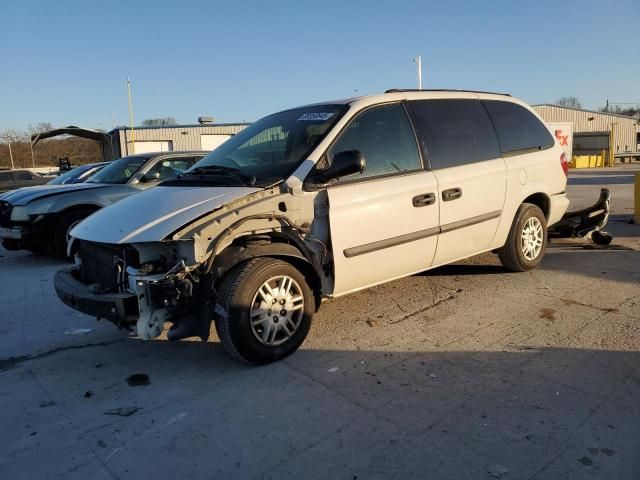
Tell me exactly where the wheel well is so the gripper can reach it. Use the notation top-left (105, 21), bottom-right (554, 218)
top-left (522, 193), bottom-right (550, 220)
top-left (58, 204), bottom-right (102, 220)
top-left (213, 234), bottom-right (324, 311)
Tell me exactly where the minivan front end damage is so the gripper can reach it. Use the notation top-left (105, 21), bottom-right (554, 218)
top-left (54, 186), bottom-right (330, 341)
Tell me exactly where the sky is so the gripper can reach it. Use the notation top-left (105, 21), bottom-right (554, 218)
top-left (0, 0), bottom-right (638, 132)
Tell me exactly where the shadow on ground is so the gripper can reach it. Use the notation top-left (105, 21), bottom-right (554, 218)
top-left (1, 340), bottom-right (638, 479)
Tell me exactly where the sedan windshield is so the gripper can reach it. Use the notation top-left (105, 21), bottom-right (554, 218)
top-left (87, 156), bottom-right (148, 184)
top-left (186, 105), bottom-right (346, 185)
top-left (48, 164), bottom-right (102, 185)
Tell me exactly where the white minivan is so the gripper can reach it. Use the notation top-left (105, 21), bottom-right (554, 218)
top-left (55, 90), bottom-right (570, 364)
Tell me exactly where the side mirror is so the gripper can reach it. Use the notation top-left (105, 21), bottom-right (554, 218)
top-left (140, 171), bottom-right (161, 183)
top-left (315, 150), bottom-right (366, 184)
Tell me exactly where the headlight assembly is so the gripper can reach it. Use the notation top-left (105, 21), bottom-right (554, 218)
top-left (10, 206), bottom-right (31, 222)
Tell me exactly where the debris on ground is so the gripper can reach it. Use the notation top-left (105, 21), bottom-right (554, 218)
top-left (65, 328), bottom-right (93, 335)
top-left (578, 456), bottom-right (593, 466)
top-left (104, 407), bottom-right (139, 417)
top-left (600, 448), bottom-right (615, 456)
top-left (327, 367), bottom-right (339, 373)
top-left (487, 464), bottom-right (508, 478)
top-left (39, 400), bottom-right (55, 408)
top-left (84, 391), bottom-right (93, 398)
top-left (126, 373), bottom-right (150, 387)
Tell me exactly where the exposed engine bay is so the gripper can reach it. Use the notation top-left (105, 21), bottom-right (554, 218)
top-left (58, 186), bottom-right (332, 341)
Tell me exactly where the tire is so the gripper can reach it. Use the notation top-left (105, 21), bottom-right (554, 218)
top-left (53, 208), bottom-right (96, 258)
top-left (497, 203), bottom-right (547, 272)
top-left (215, 257), bottom-right (314, 365)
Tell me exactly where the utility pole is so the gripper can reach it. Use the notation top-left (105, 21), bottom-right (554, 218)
top-left (127, 78), bottom-right (135, 151)
top-left (29, 138), bottom-right (35, 168)
top-left (414, 55), bottom-right (423, 90)
top-left (6, 136), bottom-right (15, 170)
top-left (111, 110), bottom-right (116, 129)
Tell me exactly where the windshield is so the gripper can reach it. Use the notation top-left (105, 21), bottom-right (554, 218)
top-left (188, 104), bottom-right (346, 185)
top-left (48, 166), bottom-right (86, 185)
top-left (48, 164), bottom-right (99, 185)
top-left (87, 156), bottom-right (147, 184)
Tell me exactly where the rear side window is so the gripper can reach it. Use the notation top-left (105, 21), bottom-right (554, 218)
top-left (483, 100), bottom-right (554, 154)
top-left (408, 99), bottom-right (501, 169)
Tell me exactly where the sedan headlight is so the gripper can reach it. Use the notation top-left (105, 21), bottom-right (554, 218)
top-left (10, 206), bottom-right (31, 222)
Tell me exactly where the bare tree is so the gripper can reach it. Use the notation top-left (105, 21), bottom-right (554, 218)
top-left (555, 97), bottom-right (583, 109)
top-left (141, 117), bottom-right (177, 127)
top-left (598, 104), bottom-right (639, 117)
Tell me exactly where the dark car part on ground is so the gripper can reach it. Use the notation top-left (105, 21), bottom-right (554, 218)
top-left (548, 188), bottom-right (613, 245)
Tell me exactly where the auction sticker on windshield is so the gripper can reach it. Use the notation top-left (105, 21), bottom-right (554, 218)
top-left (297, 112), bottom-right (335, 121)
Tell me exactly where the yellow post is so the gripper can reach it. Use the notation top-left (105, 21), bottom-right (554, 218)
top-left (608, 123), bottom-right (616, 167)
top-left (635, 173), bottom-right (640, 225)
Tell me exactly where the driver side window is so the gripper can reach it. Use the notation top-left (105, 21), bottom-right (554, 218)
top-left (328, 103), bottom-right (422, 181)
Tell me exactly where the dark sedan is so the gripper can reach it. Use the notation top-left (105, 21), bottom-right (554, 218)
top-left (0, 169), bottom-right (50, 193)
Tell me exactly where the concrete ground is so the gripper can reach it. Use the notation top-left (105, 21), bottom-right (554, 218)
top-left (0, 166), bottom-right (638, 479)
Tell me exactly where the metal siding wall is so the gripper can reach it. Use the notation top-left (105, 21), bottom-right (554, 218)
top-left (116, 124), bottom-right (248, 154)
top-left (533, 105), bottom-right (639, 154)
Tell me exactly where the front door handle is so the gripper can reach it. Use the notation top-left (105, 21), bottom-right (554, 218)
top-left (412, 192), bottom-right (436, 207)
top-left (442, 188), bottom-right (462, 202)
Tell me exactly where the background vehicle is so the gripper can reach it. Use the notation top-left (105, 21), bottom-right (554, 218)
top-left (0, 169), bottom-right (50, 193)
top-left (0, 151), bottom-right (205, 256)
top-left (55, 90), bottom-right (569, 365)
top-left (47, 162), bottom-right (108, 185)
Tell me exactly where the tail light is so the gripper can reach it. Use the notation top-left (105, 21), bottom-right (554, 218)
top-left (560, 153), bottom-right (568, 176)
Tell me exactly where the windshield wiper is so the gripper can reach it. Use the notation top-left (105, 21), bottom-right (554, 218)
top-left (183, 166), bottom-right (256, 186)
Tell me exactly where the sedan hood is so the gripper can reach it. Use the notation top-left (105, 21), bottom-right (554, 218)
top-left (1, 183), bottom-right (108, 206)
top-left (72, 185), bottom-right (261, 244)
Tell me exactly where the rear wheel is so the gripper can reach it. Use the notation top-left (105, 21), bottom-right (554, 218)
top-left (215, 257), bottom-right (314, 364)
top-left (498, 203), bottom-right (547, 272)
top-left (53, 208), bottom-right (96, 258)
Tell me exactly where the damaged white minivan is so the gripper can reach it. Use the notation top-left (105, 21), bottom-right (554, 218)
top-left (55, 90), bottom-right (570, 364)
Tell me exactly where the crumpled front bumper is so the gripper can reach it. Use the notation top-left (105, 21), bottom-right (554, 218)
top-left (54, 266), bottom-right (139, 328)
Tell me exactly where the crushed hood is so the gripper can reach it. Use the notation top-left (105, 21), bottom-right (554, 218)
top-left (1, 183), bottom-right (108, 206)
top-left (71, 185), bottom-right (261, 244)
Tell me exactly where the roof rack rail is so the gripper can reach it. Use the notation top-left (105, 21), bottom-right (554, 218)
top-left (385, 88), bottom-right (511, 97)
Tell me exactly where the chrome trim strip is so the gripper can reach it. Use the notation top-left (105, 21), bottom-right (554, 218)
top-left (342, 210), bottom-right (502, 258)
top-left (343, 226), bottom-right (440, 258)
top-left (439, 210), bottom-right (502, 234)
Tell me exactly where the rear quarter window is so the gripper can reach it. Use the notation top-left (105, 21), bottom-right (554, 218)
top-left (482, 100), bottom-right (554, 154)
top-left (407, 99), bottom-right (501, 170)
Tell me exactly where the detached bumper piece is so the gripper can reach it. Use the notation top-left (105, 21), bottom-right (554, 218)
top-left (549, 188), bottom-right (613, 245)
top-left (54, 266), bottom-right (138, 328)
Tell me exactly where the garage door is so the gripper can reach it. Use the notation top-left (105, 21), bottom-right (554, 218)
top-left (201, 134), bottom-right (231, 151)
top-left (127, 141), bottom-right (173, 154)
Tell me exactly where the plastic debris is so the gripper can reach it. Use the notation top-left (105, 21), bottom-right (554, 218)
top-left (104, 407), bottom-right (139, 417)
top-left (487, 464), bottom-right (508, 478)
top-left (65, 328), bottom-right (93, 335)
top-left (327, 367), bottom-right (339, 373)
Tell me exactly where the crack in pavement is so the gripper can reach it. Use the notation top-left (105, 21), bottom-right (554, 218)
top-left (389, 293), bottom-right (457, 324)
top-left (0, 339), bottom-right (125, 372)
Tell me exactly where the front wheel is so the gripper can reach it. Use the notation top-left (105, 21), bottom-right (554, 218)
top-left (498, 203), bottom-right (547, 272)
top-left (215, 257), bottom-right (314, 364)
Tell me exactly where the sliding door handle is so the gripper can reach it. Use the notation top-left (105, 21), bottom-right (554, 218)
top-left (442, 188), bottom-right (462, 202)
top-left (412, 192), bottom-right (436, 207)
